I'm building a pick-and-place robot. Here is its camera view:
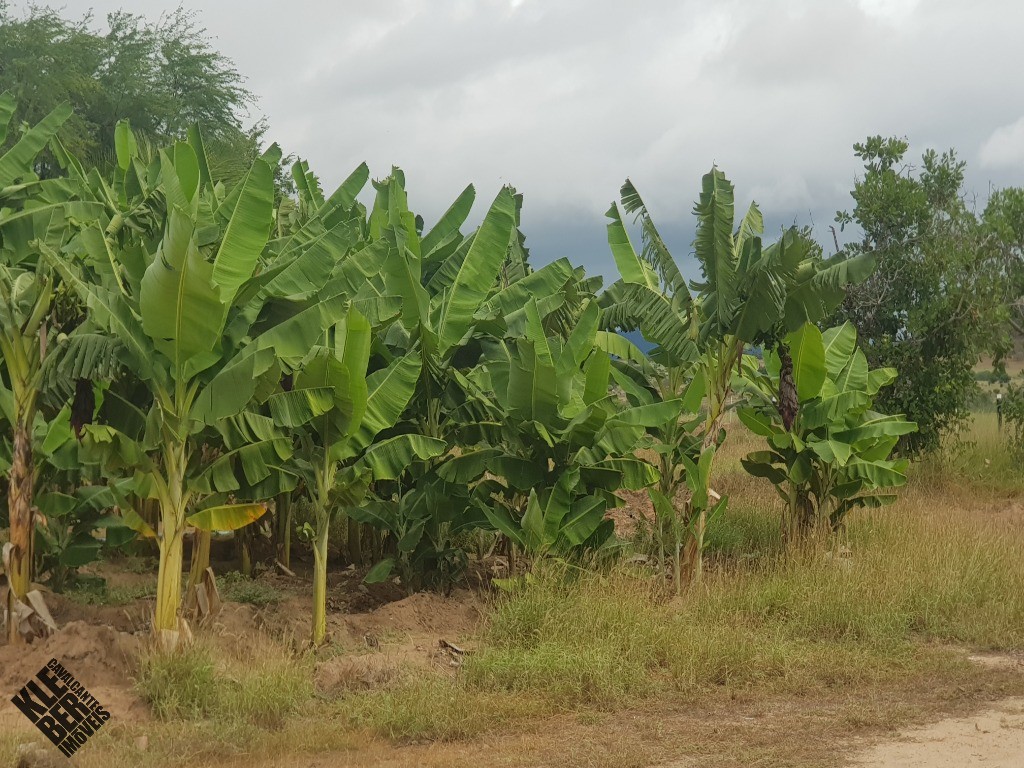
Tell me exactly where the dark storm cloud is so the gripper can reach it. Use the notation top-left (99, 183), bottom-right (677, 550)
top-left (40, 0), bottom-right (1024, 276)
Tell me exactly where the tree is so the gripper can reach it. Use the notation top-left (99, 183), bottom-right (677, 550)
top-left (981, 186), bottom-right (1024, 358)
top-left (0, 4), bottom-right (255, 172)
top-left (833, 137), bottom-right (1005, 454)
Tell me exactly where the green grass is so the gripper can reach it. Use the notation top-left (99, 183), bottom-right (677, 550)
top-left (66, 581), bottom-right (156, 605)
top-left (340, 418), bottom-right (1024, 740)
top-left (217, 571), bottom-right (284, 607)
top-left (136, 634), bottom-right (313, 723)
top-left (915, 414), bottom-right (1024, 494)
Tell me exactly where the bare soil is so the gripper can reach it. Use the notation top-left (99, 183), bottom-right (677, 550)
top-left (0, 569), bottom-right (485, 734)
top-left (851, 697), bottom-right (1024, 768)
top-left (0, 620), bottom-right (150, 739)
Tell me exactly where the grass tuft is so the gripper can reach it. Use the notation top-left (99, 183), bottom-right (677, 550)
top-left (137, 633), bottom-right (313, 723)
top-left (217, 571), bottom-right (284, 607)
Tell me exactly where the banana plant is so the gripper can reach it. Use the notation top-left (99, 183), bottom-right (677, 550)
top-left (181, 154), bottom-right (376, 585)
top-left (229, 157), bottom-right (457, 637)
top-left (33, 481), bottom-right (136, 592)
top-left (339, 170), bottom-right (596, 586)
top-left (0, 93), bottom-right (112, 640)
top-left (601, 169), bottom-right (875, 581)
top-left (466, 297), bottom-right (674, 560)
top-left (42, 138), bottom-right (348, 649)
top-left (268, 305), bottom-right (442, 645)
top-left (16, 392), bottom-right (137, 593)
top-left (738, 322), bottom-right (916, 538)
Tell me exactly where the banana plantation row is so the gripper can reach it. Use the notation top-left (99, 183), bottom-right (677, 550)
top-left (0, 96), bottom-right (915, 649)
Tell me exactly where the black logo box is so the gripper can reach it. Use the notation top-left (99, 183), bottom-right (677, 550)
top-left (11, 658), bottom-right (111, 758)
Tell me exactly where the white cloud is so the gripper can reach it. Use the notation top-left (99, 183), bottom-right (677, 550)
top-left (856, 0), bottom-right (921, 23)
top-left (980, 116), bottom-right (1024, 169)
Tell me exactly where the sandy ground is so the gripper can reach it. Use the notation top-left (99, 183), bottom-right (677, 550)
top-left (850, 697), bottom-right (1024, 767)
top-left (848, 654), bottom-right (1024, 768)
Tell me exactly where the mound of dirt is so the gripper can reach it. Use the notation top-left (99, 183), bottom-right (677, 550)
top-left (0, 620), bottom-right (141, 692)
top-left (0, 621), bottom-right (149, 731)
top-left (203, 601), bottom-right (262, 638)
top-left (342, 589), bottom-right (482, 640)
top-left (46, 592), bottom-right (152, 633)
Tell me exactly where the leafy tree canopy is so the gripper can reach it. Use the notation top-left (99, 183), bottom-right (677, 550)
top-left (0, 2), bottom-right (257, 176)
top-left (982, 186), bottom-right (1024, 343)
top-left (832, 136), bottom-right (1008, 454)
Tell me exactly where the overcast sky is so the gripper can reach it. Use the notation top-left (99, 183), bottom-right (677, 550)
top-left (45, 0), bottom-right (1024, 280)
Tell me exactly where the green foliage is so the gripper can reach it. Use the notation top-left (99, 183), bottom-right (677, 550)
top-left (44, 127), bottom-right (343, 639)
top-left (832, 137), bottom-right (1007, 454)
top-left (0, 88), bottom-right (103, 625)
top-left (600, 169), bottom-right (873, 583)
top-left (217, 572), bottom-right (283, 607)
top-left (0, 5), bottom-right (255, 171)
top-left (0, 87), bottom-right (919, 632)
top-left (65, 580), bottom-right (155, 606)
top-left (33, 481), bottom-right (136, 591)
top-left (335, 169), bottom-right (613, 589)
top-left (739, 322), bottom-right (916, 535)
top-left (998, 378), bottom-right (1024, 460)
top-left (471, 297), bottom-right (664, 557)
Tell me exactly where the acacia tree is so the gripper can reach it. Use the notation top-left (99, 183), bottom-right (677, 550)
top-left (982, 186), bottom-right (1024, 363)
top-left (0, 5), bottom-right (255, 171)
top-left (601, 169), bottom-right (874, 583)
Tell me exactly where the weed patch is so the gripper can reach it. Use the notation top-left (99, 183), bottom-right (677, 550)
top-left (137, 634), bottom-right (313, 723)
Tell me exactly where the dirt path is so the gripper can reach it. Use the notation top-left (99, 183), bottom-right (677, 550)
top-left (850, 697), bottom-right (1024, 767)
top-left (848, 654), bottom-right (1024, 768)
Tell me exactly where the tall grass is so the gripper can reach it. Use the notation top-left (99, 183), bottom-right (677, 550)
top-left (137, 633), bottom-right (314, 723)
top-left (915, 413), bottom-right (1024, 494)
